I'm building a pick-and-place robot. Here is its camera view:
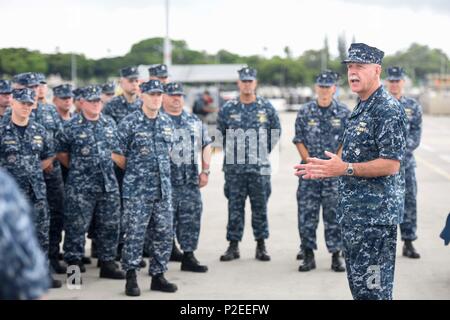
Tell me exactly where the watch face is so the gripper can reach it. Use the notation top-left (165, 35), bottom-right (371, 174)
top-left (347, 168), bottom-right (354, 175)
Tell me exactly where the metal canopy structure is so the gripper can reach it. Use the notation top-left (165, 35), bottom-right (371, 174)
top-left (138, 64), bottom-right (246, 83)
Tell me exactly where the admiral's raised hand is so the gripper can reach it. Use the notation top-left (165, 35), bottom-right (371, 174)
top-left (295, 151), bottom-right (347, 179)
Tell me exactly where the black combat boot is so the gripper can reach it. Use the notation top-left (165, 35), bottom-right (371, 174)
top-left (296, 248), bottom-right (305, 260)
top-left (125, 270), bottom-right (141, 297)
top-left (220, 240), bottom-right (240, 261)
top-left (255, 239), bottom-right (271, 261)
top-left (50, 258), bottom-right (67, 274)
top-left (91, 240), bottom-right (98, 259)
top-left (50, 273), bottom-right (62, 289)
top-left (331, 251), bottom-right (346, 272)
top-left (99, 261), bottom-right (126, 279)
top-left (403, 240), bottom-right (421, 259)
top-left (181, 252), bottom-right (208, 273)
top-left (298, 249), bottom-right (316, 272)
top-left (150, 273), bottom-right (178, 293)
top-left (81, 256), bottom-right (91, 265)
top-left (169, 240), bottom-right (183, 262)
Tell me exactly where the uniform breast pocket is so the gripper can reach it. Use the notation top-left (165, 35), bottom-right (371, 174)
top-left (3, 144), bottom-right (20, 164)
top-left (31, 141), bottom-right (44, 154)
top-left (132, 136), bottom-right (153, 157)
top-left (74, 140), bottom-right (95, 157)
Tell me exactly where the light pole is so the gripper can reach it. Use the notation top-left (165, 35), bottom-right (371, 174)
top-left (164, 0), bottom-right (172, 68)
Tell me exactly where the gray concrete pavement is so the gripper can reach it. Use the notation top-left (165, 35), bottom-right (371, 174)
top-left (48, 112), bottom-right (450, 300)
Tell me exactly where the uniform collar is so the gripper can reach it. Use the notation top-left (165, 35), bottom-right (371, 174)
top-left (78, 112), bottom-right (107, 125)
top-left (6, 118), bottom-right (37, 133)
top-left (350, 85), bottom-right (384, 119)
top-left (313, 99), bottom-right (339, 116)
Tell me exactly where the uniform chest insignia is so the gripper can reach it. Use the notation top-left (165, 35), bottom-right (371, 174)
top-left (3, 140), bottom-right (17, 145)
top-left (331, 118), bottom-right (341, 127)
top-left (79, 132), bottom-right (88, 139)
top-left (354, 148), bottom-right (361, 156)
top-left (7, 155), bottom-right (16, 163)
top-left (405, 108), bottom-right (413, 119)
top-left (136, 132), bottom-right (150, 138)
top-left (308, 120), bottom-right (317, 126)
top-left (257, 111), bottom-right (267, 123)
top-left (33, 135), bottom-right (43, 141)
top-left (230, 114), bottom-right (241, 121)
top-left (356, 122), bottom-right (369, 135)
top-left (163, 127), bottom-right (172, 135)
top-left (140, 147), bottom-right (150, 155)
top-left (81, 147), bottom-right (90, 156)
top-left (46, 115), bottom-right (53, 122)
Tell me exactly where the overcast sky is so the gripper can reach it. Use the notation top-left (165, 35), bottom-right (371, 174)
top-left (1, 0), bottom-right (449, 59)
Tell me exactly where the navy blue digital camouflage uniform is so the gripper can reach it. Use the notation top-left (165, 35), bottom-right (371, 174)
top-left (53, 84), bottom-right (75, 183)
top-left (58, 86), bottom-right (121, 264)
top-left (217, 67), bottom-right (281, 242)
top-left (0, 169), bottom-right (50, 300)
top-left (33, 101), bottom-right (65, 260)
top-left (103, 66), bottom-right (142, 125)
top-left (102, 67), bottom-right (142, 248)
top-left (6, 73), bottom-right (65, 260)
top-left (163, 90), bottom-right (212, 252)
top-left (116, 79), bottom-right (175, 275)
top-left (386, 67), bottom-right (423, 242)
top-left (293, 75), bottom-right (350, 253)
top-left (339, 44), bottom-right (407, 300)
top-left (0, 89), bottom-right (55, 257)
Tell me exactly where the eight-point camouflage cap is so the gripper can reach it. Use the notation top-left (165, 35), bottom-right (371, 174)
top-left (0, 80), bottom-right (13, 94)
top-left (164, 82), bottom-right (184, 95)
top-left (53, 84), bottom-right (74, 98)
top-left (120, 66), bottom-right (140, 79)
top-left (12, 88), bottom-right (36, 104)
top-left (238, 66), bottom-right (257, 81)
top-left (386, 66), bottom-right (406, 81)
top-left (140, 79), bottom-right (165, 94)
top-left (342, 43), bottom-right (384, 65)
top-left (148, 64), bottom-right (168, 78)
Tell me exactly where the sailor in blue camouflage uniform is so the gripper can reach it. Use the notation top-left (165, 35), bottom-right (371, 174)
top-left (146, 64), bottom-right (184, 261)
top-left (0, 168), bottom-right (50, 300)
top-left (53, 84), bottom-right (74, 123)
top-left (162, 82), bottom-right (211, 273)
top-left (0, 79), bottom-right (13, 121)
top-left (149, 64), bottom-right (169, 84)
top-left (12, 72), bottom-right (68, 274)
top-left (113, 79), bottom-right (177, 296)
top-left (35, 72), bottom-right (50, 105)
top-left (101, 82), bottom-right (116, 105)
top-left (0, 88), bottom-right (62, 288)
top-left (103, 66), bottom-right (142, 124)
top-left (52, 85), bottom-right (74, 191)
top-left (293, 71), bottom-right (350, 272)
top-left (217, 67), bottom-right (281, 262)
top-left (73, 88), bottom-right (83, 114)
top-left (57, 85), bottom-right (125, 282)
top-left (385, 66), bottom-right (423, 259)
top-left (103, 67), bottom-right (142, 261)
top-left (295, 43), bottom-right (407, 300)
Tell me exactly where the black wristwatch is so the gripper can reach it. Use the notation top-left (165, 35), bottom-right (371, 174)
top-left (345, 163), bottom-right (355, 176)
